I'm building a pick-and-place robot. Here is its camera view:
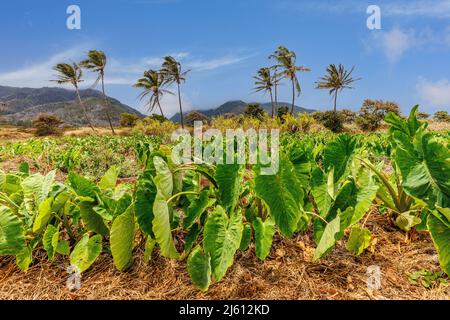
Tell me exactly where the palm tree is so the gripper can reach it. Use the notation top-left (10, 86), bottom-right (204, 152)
top-left (160, 56), bottom-right (190, 128)
top-left (80, 50), bottom-right (115, 135)
top-left (253, 67), bottom-right (275, 117)
top-left (315, 64), bottom-right (360, 113)
top-left (133, 70), bottom-right (173, 117)
top-left (270, 46), bottom-right (310, 114)
top-left (51, 63), bottom-right (96, 131)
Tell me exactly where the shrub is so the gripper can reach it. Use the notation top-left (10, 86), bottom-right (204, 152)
top-left (120, 113), bottom-right (140, 127)
top-left (340, 109), bottom-right (356, 123)
top-left (146, 113), bottom-right (168, 123)
top-left (32, 113), bottom-right (63, 136)
top-left (281, 113), bottom-right (315, 133)
top-left (417, 112), bottom-right (430, 120)
top-left (355, 99), bottom-right (400, 132)
top-left (277, 106), bottom-right (290, 121)
top-left (434, 111), bottom-right (450, 122)
top-left (185, 111), bottom-right (210, 126)
top-left (314, 111), bottom-right (344, 133)
top-left (133, 118), bottom-right (177, 136)
top-left (244, 104), bottom-right (266, 120)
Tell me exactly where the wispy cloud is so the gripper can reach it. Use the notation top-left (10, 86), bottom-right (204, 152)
top-left (384, 0), bottom-right (450, 18)
top-left (417, 78), bottom-right (450, 108)
top-left (0, 46), bottom-right (250, 88)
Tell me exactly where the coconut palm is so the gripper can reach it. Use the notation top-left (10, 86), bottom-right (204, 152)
top-left (133, 70), bottom-right (173, 117)
top-left (80, 50), bottom-right (115, 135)
top-left (315, 64), bottom-right (360, 113)
top-left (51, 63), bottom-right (96, 131)
top-left (253, 67), bottom-right (275, 117)
top-left (160, 56), bottom-right (190, 128)
top-left (270, 46), bottom-right (310, 114)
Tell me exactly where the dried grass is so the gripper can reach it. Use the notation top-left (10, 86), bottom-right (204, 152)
top-left (1, 214), bottom-right (448, 300)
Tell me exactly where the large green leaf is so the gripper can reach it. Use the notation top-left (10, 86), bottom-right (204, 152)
top-left (427, 214), bottom-right (450, 276)
top-left (203, 206), bottom-right (243, 281)
top-left (183, 190), bottom-right (215, 229)
top-left (16, 246), bottom-right (32, 272)
top-left (187, 245), bottom-right (211, 292)
top-left (152, 193), bottom-right (179, 259)
top-left (43, 224), bottom-right (59, 261)
top-left (110, 205), bottom-right (135, 271)
top-left (135, 170), bottom-right (157, 236)
top-left (32, 197), bottom-right (54, 233)
top-left (311, 168), bottom-right (333, 216)
top-left (346, 225), bottom-right (371, 256)
top-left (153, 156), bottom-right (173, 199)
top-left (69, 172), bottom-right (99, 199)
top-left (253, 217), bottom-right (275, 260)
top-left (323, 134), bottom-right (357, 183)
top-left (98, 166), bottom-right (119, 190)
top-left (0, 205), bottom-right (25, 255)
top-left (215, 163), bottom-right (243, 212)
top-left (79, 201), bottom-right (109, 236)
top-left (254, 155), bottom-right (304, 237)
top-left (69, 233), bottom-right (102, 273)
top-left (239, 223), bottom-right (252, 251)
top-left (313, 216), bottom-right (340, 261)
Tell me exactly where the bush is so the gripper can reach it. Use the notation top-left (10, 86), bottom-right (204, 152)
top-left (281, 113), bottom-right (315, 133)
top-left (133, 118), bottom-right (177, 136)
top-left (184, 111), bottom-right (210, 126)
top-left (32, 114), bottom-right (63, 136)
top-left (277, 106), bottom-right (290, 121)
top-left (355, 99), bottom-right (400, 132)
top-left (417, 112), bottom-right (430, 120)
top-left (120, 113), bottom-right (140, 127)
top-left (147, 114), bottom-right (168, 123)
top-left (244, 104), bottom-right (266, 120)
top-left (340, 109), bottom-right (356, 123)
top-left (434, 111), bottom-right (450, 122)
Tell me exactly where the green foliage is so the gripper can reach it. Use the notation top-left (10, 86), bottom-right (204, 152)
top-left (346, 225), bottom-right (371, 256)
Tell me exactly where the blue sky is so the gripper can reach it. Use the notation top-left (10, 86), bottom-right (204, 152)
top-left (0, 0), bottom-right (449, 116)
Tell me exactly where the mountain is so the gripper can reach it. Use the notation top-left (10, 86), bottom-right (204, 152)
top-left (0, 86), bottom-right (143, 126)
top-left (170, 100), bottom-right (317, 123)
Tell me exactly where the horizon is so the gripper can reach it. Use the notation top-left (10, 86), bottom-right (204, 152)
top-left (0, 0), bottom-right (449, 116)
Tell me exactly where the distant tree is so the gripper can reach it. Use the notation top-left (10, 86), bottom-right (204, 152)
top-left (355, 99), bottom-right (400, 131)
top-left (277, 106), bottom-right (290, 121)
top-left (32, 113), bottom-right (63, 136)
top-left (133, 70), bottom-right (173, 118)
top-left (434, 111), bottom-right (450, 122)
top-left (185, 111), bottom-right (209, 126)
top-left (244, 104), bottom-right (266, 120)
top-left (253, 67), bottom-right (275, 117)
top-left (270, 46), bottom-right (310, 113)
top-left (51, 63), bottom-right (96, 132)
top-left (417, 112), bottom-right (430, 120)
top-left (316, 64), bottom-right (360, 113)
top-left (120, 112), bottom-right (140, 127)
top-left (147, 113), bottom-right (169, 123)
top-left (160, 56), bottom-right (190, 129)
top-left (80, 50), bottom-right (116, 135)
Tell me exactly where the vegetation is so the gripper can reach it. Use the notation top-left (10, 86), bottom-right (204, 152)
top-left (120, 112), bottom-right (140, 127)
top-left (32, 114), bottom-right (63, 136)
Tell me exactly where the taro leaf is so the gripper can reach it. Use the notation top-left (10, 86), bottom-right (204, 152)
top-left (313, 215), bottom-right (340, 261)
top-left (215, 163), bottom-right (243, 212)
top-left (56, 240), bottom-right (70, 256)
top-left (98, 166), bottom-right (119, 190)
top-left (427, 214), bottom-right (450, 276)
top-left (184, 223), bottom-right (202, 253)
top-left (323, 134), bottom-right (357, 183)
top-left (203, 206), bottom-right (243, 281)
top-left (43, 224), bottom-right (59, 261)
top-left (253, 217), bottom-right (275, 260)
top-left (239, 223), bottom-right (252, 251)
top-left (346, 225), bottom-right (371, 256)
top-left (16, 245), bottom-right (32, 272)
top-left (254, 155), bottom-right (304, 237)
top-left (69, 233), bottom-right (102, 273)
top-left (0, 205), bottom-right (25, 255)
top-left (143, 237), bottom-right (156, 263)
top-left (135, 170), bottom-right (157, 236)
top-left (68, 172), bottom-right (99, 199)
top-left (311, 168), bottom-right (333, 216)
top-left (79, 201), bottom-right (109, 236)
top-left (32, 197), bottom-right (54, 233)
top-left (110, 205), bottom-right (135, 271)
top-left (395, 212), bottom-right (422, 232)
top-left (183, 190), bottom-right (215, 229)
top-left (152, 193), bottom-right (180, 259)
top-left (187, 245), bottom-right (211, 292)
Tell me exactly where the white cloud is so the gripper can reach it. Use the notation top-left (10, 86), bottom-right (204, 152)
top-left (376, 27), bottom-right (413, 63)
top-left (417, 78), bottom-right (450, 108)
top-left (385, 0), bottom-right (450, 18)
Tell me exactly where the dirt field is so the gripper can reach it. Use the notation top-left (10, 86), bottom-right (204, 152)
top-left (1, 214), bottom-right (448, 300)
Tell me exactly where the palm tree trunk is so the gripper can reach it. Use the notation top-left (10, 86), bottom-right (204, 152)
top-left (333, 91), bottom-right (338, 113)
top-left (75, 85), bottom-right (96, 132)
top-left (291, 79), bottom-right (295, 114)
top-left (101, 74), bottom-right (116, 135)
top-left (177, 82), bottom-right (184, 129)
top-left (274, 79), bottom-right (279, 116)
top-left (157, 98), bottom-right (165, 118)
top-left (269, 89), bottom-right (275, 118)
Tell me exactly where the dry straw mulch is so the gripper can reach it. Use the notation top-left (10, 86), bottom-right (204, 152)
top-left (1, 214), bottom-right (449, 300)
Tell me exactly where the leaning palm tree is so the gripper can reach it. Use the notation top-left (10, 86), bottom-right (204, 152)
top-left (133, 70), bottom-right (173, 117)
top-left (80, 50), bottom-right (115, 135)
top-left (316, 64), bottom-right (360, 113)
top-left (253, 67), bottom-right (275, 117)
top-left (51, 63), bottom-right (96, 131)
top-left (270, 46), bottom-right (310, 114)
top-left (160, 56), bottom-right (190, 128)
